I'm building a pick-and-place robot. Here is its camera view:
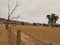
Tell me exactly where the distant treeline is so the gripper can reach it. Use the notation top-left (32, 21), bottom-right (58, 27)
top-left (0, 18), bottom-right (60, 27)
top-left (0, 18), bottom-right (32, 25)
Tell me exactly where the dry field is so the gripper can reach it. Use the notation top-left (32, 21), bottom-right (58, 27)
top-left (0, 24), bottom-right (60, 45)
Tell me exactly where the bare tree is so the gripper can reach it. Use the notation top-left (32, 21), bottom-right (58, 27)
top-left (6, 0), bottom-right (20, 29)
top-left (6, 0), bottom-right (22, 45)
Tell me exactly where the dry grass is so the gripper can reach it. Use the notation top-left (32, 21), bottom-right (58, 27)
top-left (0, 24), bottom-right (60, 45)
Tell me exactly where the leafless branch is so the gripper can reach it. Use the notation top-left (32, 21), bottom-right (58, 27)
top-left (7, 0), bottom-right (11, 19)
top-left (10, 14), bottom-right (20, 19)
top-left (8, 0), bottom-right (20, 19)
top-left (10, 12), bottom-right (24, 19)
top-left (9, 5), bottom-right (18, 16)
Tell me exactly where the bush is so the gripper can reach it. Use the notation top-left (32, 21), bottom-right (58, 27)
top-left (21, 22), bottom-right (25, 25)
top-left (33, 23), bottom-right (36, 26)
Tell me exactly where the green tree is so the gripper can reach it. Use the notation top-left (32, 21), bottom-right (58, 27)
top-left (46, 13), bottom-right (59, 25)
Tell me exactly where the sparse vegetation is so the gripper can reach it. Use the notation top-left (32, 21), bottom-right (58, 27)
top-left (33, 23), bottom-right (36, 26)
top-left (21, 22), bottom-right (25, 25)
top-left (0, 18), bottom-right (60, 45)
top-left (0, 1), bottom-right (60, 44)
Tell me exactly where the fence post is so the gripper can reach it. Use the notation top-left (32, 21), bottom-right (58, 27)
top-left (7, 27), bottom-right (12, 45)
top-left (17, 30), bottom-right (21, 45)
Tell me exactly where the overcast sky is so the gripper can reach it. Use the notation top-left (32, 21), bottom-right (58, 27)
top-left (0, 0), bottom-right (60, 24)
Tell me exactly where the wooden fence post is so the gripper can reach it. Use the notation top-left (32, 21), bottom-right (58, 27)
top-left (17, 30), bottom-right (21, 45)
